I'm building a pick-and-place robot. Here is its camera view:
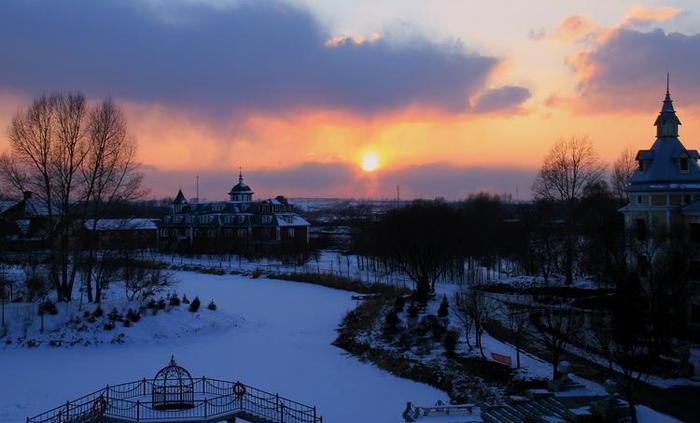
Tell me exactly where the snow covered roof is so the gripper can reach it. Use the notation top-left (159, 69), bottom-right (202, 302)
top-left (84, 218), bottom-right (158, 231)
top-left (275, 214), bottom-right (310, 227)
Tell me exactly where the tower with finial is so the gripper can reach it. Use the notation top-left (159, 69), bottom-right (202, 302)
top-left (228, 167), bottom-right (254, 202)
top-left (172, 188), bottom-right (188, 214)
top-left (654, 73), bottom-right (682, 138)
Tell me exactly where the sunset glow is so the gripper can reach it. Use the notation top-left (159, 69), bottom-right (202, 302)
top-left (1, 1), bottom-right (700, 200)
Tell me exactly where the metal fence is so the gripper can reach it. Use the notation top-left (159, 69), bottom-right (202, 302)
top-left (27, 377), bottom-right (322, 423)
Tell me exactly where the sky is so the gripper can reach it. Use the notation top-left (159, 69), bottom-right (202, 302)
top-left (1, 0), bottom-right (700, 200)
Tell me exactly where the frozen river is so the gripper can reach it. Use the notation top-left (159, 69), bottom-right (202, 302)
top-left (0, 272), bottom-right (446, 422)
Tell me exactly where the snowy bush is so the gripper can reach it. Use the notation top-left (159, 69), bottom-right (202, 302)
top-left (393, 296), bottom-right (405, 313)
top-left (182, 294), bottom-right (190, 304)
top-left (382, 309), bottom-right (400, 340)
top-left (189, 296), bottom-right (201, 312)
top-left (93, 306), bottom-right (104, 318)
top-left (443, 330), bottom-right (459, 355)
top-left (437, 295), bottom-right (449, 319)
top-left (108, 308), bottom-right (123, 321)
top-left (207, 300), bottom-right (217, 311)
top-left (407, 302), bottom-right (419, 319)
top-left (169, 293), bottom-right (181, 306)
top-left (157, 298), bottom-right (166, 310)
top-left (104, 321), bottom-right (115, 331)
top-left (39, 300), bottom-right (58, 316)
top-left (126, 309), bottom-right (140, 322)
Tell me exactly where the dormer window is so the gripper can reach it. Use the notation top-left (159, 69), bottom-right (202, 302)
top-left (680, 157), bottom-right (689, 173)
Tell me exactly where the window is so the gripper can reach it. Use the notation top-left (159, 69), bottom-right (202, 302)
top-left (651, 195), bottom-right (666, 206)
top-left (237, 228), bottom-right (247, 238)
top-left (690, 261), bottom-right (700, 280)
top-left (207, 229), bottom-right (215, 238)
top-left (638, 255), bottom-right (649, 277)
top-left (238, 215), bottom-right (245, 223)
top-left (224, 228), bottom-right (233, 238)
top-left (635, 218), bottom-right (647, 241)
top-left (680, 157), bottom-right (689, 172)
top-left (160, 228), bottom-right (168, 237)
top-left (288, 228), bottom-right (295, 238)
top-left (691, 224), bottom-right (700, 243)
top-left (691, 305), bottom-right (700, 325)
top-left (262, 215), bottom-right (272, 224)
top-left (637, 195), bottom-right (643, 205)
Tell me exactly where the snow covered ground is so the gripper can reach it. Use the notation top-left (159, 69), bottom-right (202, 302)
top-left (0, 272), bottom-right (446, 423)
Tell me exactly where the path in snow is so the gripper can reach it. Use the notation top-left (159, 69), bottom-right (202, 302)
top-left (0, 272), bottom-right (446, 423)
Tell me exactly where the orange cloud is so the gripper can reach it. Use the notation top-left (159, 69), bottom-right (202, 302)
top-left (622, 6), bottom-right (682, 27)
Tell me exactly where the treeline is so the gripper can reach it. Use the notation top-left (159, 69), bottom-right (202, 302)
top-left (353, 189), bottom-right (625, 295)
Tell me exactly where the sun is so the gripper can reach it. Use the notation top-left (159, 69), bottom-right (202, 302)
top-left (361, 151), bottom-right (381, 172)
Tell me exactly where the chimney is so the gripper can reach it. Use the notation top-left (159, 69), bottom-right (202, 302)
top-left (23, 191), bottom-right (33, 200)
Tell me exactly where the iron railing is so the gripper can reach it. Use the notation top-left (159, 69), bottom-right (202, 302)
top-left (27, 377), bottom-right (322, 423)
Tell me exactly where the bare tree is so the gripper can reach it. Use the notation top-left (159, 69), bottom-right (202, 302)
top-left (533, 137), bottom-right (604, 285)
top-left (453, 291), bottom-right (474, 352)
top-left (123, 266), bottom-right (171, 303)
top-left (455, 286), bottom-right (490, 358)
top-left (533, 136), bottom-right (605, 202)
top-left (503, 303), bottom-right (530, 368)
top-left (611, 147), bottom-right (636, 202)
top-left (534, 301), bottom-right (583, 380)
top-left (0, 93), bottom-right (142, 302)
top-left (79, 99), bottom-right (143, 303)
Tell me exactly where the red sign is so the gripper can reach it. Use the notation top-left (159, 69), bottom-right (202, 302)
top-left (491, 352), bottom-right (513, 367)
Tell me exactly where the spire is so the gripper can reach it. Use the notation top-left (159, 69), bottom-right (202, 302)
top-left (655, 73), bottom-right (681, 138)
top-left (239, 166), bottom-right (243, 183)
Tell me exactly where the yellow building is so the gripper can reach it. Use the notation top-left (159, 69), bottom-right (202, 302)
top-left (620, 80), bottom-right (700, 335)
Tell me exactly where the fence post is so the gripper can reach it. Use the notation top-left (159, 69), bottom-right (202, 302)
top-left (143, 378), bottom-right (147, 396)
top-left (313, 406), bottom-right (317, 421)
top-left (65, 401), bottom-right (70, 421)
top-left (136, 400), bottom-right (140, 423)
top-left (276, 393), bottom-right (280, 415)
top-left (204, 398), bottom-right (208, 419)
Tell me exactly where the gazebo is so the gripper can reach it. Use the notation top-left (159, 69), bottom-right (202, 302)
top-left (152, 355), bottom-right (195, 410)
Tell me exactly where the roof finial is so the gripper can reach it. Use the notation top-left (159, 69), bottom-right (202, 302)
top-left (239, 166), bottom-right (243, 183)
top-left (666, 72), bottom-right (670, 96)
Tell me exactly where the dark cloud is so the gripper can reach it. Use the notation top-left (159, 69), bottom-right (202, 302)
top-left (0, 0), bottom-right (527, 115)
top-left (573, 28), bottom-right (700, 110)
top-left (142, 161), bottom-right (536, 200)
top-left (472, 86), bottom-right (531, 113)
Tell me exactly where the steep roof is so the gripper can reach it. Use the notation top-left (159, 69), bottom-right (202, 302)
top-left (629, 86), bottom-right (700, 192)
top-left (173, 189), bottom-right (187, 205)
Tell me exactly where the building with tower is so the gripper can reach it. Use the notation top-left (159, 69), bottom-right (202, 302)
top-left (157, 171), bottom-right (310, 253)
top-left (620, 77), bottom-right (700, 336)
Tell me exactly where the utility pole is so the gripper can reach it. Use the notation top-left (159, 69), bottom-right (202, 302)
top-left (196, 174), bottom-right (199, 203)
